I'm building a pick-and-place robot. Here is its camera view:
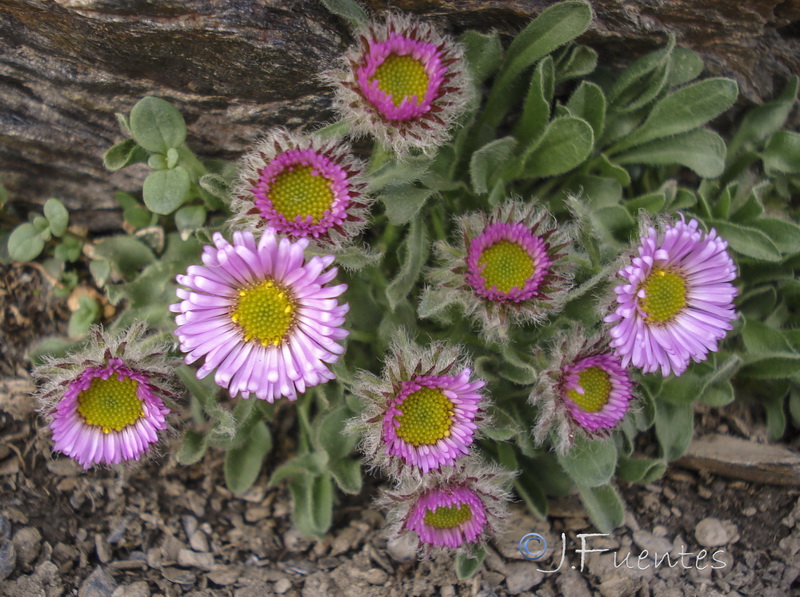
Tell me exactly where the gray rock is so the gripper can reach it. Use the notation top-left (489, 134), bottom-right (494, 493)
top-left (0, 515), bottom-right (11, 540)
top-left (273, 578), bottom-right (292, 594)
top-left (11, 527), bottom-right (41, 568)
top-left (79, 566), bottom-right (118, 597)
top-left (176, 548), bottom-right (215, 571)
top-left (633, 530), bottom-right (674, 557)
top-left (188, 531), bottom-right (209, 553)
top-left (0, 539), bottom-right (16, 580)
top-left (160, 566), bottom-right (196, 587)
top-left (504, 561), bottom-right (544, 595)
top-left (695, 518), bottom-right (730, 547)
top-left (386, 533), bottom-right (418, 563)
top-left (111, 581), bottom-right (151, 597)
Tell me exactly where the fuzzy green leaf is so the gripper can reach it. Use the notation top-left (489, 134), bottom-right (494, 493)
top-left (319, 0), bottom-right (368, 27)
top-left (224, 420), bottom-right (272, 494)
top-left (175, 205), bottom-right (207, 238)
top-left (142, 166), bottom-right (191, 215)
top-left (611, 78), bottom-right (737, 154)
top-left (177, 430), bottom-right (210, 465)
top-left (654, 400), bottom-right (693, 461)
top-left (313, 405), bottom-right (358, 462)
top-left (386, 218), bottom-right (429, 311)
top-left (607, 38), bottom-right (674, 108)
top-left (290, 474), bottom-right (333, 538)
top-left (617, 457), bottom-right (667, 484)
top-left (763, 131), bottom-right (800, 175)
top-left (614, 128), bottom-right (726, 178)
top-left (7, 223), bottom-right (46, 262)
top-left (89, 259), bottom-right (111, 287)
top-left (739, 353), bottom-right (800, 380)
top-left (514, 58), bottom-right (554, 147)
top-left (461, 30), bottom-right (503, 86)
top-left (705, 219), bottom-right (782, 262)
top-left (523, 117), bottom-right (594, 178)
top-left (380, 185), bottom-right (434, 225)
top-left (666, 47), bottom-right (704, 87)
top-left (555, 43), bottom-right (597, 83)
top-left (67, 296), bottom-right (100, 339)
top-left (558, 435), bottom-right (617, 487)
top-left (94, 236), bottom-right (156, 279)
top-left (455, 547), bottom-right (486, 580)
top-left (471, 136), bottom-right (518, 194)
top-left (103, 138), bottom-right (148, 171)
top-left (749, 218), bottom-right (800, 255)
top-left (43, 198), bottom-right (68, 237)
top-left (567, 81), bottom-right (606, 139)
top-left (742, 318), bottom-right (794, 354)
top-left (198, 173), bottom-right (230, 203)
top-left (329, 458), bottom-right (363, 495)
top-left (577, 484), bottom-right (624, 533)
top-left (129, 96), bottom-right (187, 153)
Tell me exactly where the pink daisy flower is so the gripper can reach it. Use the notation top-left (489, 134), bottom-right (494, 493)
top-left (171, 230), bottom-right (349, 402)
top-left (605, 217), bottom-right (737, 376)
top-left (350, 333), bottom-right (485, 476)
top-left (32, 324), bottom-right (177, 469)
top-left (561, 354), bottom-right (633, 433)
top-left (405, 485), bottom-right (488, 548)
top-left (323, 13), bottom-right (472, 155)
top-left (230, 129), bottom-right (370, 246)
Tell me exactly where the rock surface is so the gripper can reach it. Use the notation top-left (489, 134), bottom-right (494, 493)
top-left (1, 0), bottom-right (798, 228)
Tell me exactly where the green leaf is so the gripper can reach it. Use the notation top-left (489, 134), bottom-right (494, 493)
top-left (749, 218), bottom-right (800, 255)
top-left (607, 39), bottom-right (674, 111)
top-left (614, 128), bottom-right (726, 178)
top-left (577, 484), bottom-right (624, 533)
top-left (43, 198), bottom-right (68, 237)
top-left (380, 185), bottom-right (434, 225)
top-left (705, 219), bottom-right (782, 262)
top-left (94, 236), bottom-right (156, 279)
top-left (175, 205), bottom-right (207, 238)
top-left (557, 435), bottom-right (617, 488)
top-left (523, 117), bottom-right (594, 178)
top-left (329, 458), bottom-right (362, 495)
top-left (654, 400), bottom-right (693, 461)
top-left (0, 185), bottom-right (8, 207)
top-left (482, 0), bottom-right (592, 130)
top-left (742, 318), bottom-right (794, 354)
top-left (555, 43), bottom-right (597, 83)
top-left (54, 235), bottom-right (82, 263)
top-left (367, 156), bottom-right (431, 191)
top-left (313, 405), bottom-right (358, 462)
top-left (103, 138), bottom-right (147, 171)
top-left (386, 218), bottom-right (429, 311)
top-left (625, 192), bottom-right (665, 215)
top-left (617, 457), bottom-right (667, 484)
top-left (7, 223), bottom-right (46, 262)
top-left (68, 296), bottom-right (100, 339)
top-left (270, 453), bottom-right (327, 486)
top-left (319, 0), bottom-right (368, 27)
top-left (515, 474), bottom-right (548, 519)
top-left (461, 30), bottom-right (503, 86)
top-left (455, 547), bottom-right (486, 580)
top-left (470, 136), bottom-right (518, 194)
top-left (763, 131), bottom-right (800, 174)
top-left (610, 78), bottom-right (737, 154)
top-left (727, 75), bottom-right (798, 161)
top-left (567, 81), bottom-right (606, 139)
top-left (89, 259), bottom-right (111, 287)
top-left (142, 166), bottom-right (191, 215)
top-left (698, 381), bottom-right (735, 407)
top-left (666, 47), bottom-right (704, 87)
top-left (129, 96), bottom-right (187, 153)
top-left (198, 173), bottom-right (230, 203)
top-left (738, 353), bottom-right (800, 380)
top-left (789, 389), bottom-right (800, 428)
top-left (514, 58), bottom-right (554, 147)
top-left (483, 406), bottom-right (521, 441)
top-left (224, 420), bottom-right (272, 494)
top-left (290, 474), bottom-right (333, 538)
top-left (177, 430), bottom-right (210, 465)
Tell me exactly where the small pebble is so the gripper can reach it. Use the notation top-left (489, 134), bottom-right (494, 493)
top-left (274, 578), bottom-right (292, 594)
top-left (0, 539), bottom-right (16, 580)
top-left (386, 533), bottom-right (417, 563)
top-left (161, 566), bottom-right (197, 586)
top-left (79, 566), bottom-right (118, 597)
top-left (46, 458), bottom-right (84, 477)
top-left (189, 530), bottom-right (209, 553)
top-left (695, 517), bottom-right (729, 547)
top-left (12, 526), bottom-right (41, 567)
top-left (111, 581), bottom-right (151, 597)
top-left (177, 548), bottom-right (215, 571)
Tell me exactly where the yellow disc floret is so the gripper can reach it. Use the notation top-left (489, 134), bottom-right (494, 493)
top-left (77, 375), bottom-right (144, 434)
top-left (373, 54), bottom-right (430, 107)
top-left (424, 504), bottom-right (473, 529)
top-left (395, 387), bottom-right (455, 446)
top-left (231, 279), bottom-right (296, 347)
top-left (268, 166), bottom-right (334, 224)
top-left (640, 268), bottom-right (687, 323)
top-left (567, 367), bottom-right (612, 413)
top-left (479, 240), bottom-right (535, 293)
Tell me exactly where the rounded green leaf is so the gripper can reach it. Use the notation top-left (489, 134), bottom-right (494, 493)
top-left (142, 166), bottom-right (191, 215)
top-left (129, 96), bottom-right (187, 153)
top-left (44, 198), bottom-right (69, 237)
top-left (455, 547), bottom-right (487, 580)
top-left (224, 420), bottom-right (272, 494)
top-left (557, 435), bottom-right (618, 487)
top-left (705, 219), bottom-right (782, 262)
top-left (763, 131), bottom-right (800, 174)
top-left (103, 139), bottom-right (147, 171)
top-left (577, 484), bottom-right (624, 533)
top-left (523, 117), bottom-right (594, 178)
top-left (7, 223), bottom-right (46, 262)
top-left (614, 128), bottom-right (727, 179)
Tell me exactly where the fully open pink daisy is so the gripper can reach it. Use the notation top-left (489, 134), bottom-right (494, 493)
top-left (172, 230), bottom-right (349, 401)
top-left (32, 324), bottom-right (177, 469)
top-left (561, 354), bottom-right (633, 433)
top-left (323, 13), bottom-right (472, 155)
top-left (231, 129), bottom-right (370, 247)
top-left (605, 217), bottom-right (737, 376)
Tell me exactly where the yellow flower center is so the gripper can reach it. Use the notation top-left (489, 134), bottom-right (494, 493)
top-left (567, 367), bottom-right (612, 413)
top-left (424, 504), bottom-right (473, 529)
top-left (231, 279), bottom-right (295, 346)
top-left (268, 166), bottom-right (334, 224)
top-left (395, 387), bottom-right (455, 447)
top-left (479, 241), bottom-right (535, 293)
top-left (77, 375), bottom-right (144, 434)
top-left (640, 268), bottom-right (687, 323)
top-left (373, 54), bottom-right (430, 107)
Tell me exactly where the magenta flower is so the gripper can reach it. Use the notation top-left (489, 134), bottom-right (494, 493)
top-left (323, 13), bottom-right (472, 155)
top-left (350, 333), bottom-right (486, 476)
top-left (605, 217), bottom-right (737, 376)
top-left (32, 324), bottom-right (177, 469)
top-left (561, 354), bottom-right (633, 433)
top-left (171, 230), bottom-right (349, 402)
top-left (381, 371), bottom-right (484, 473)
top-left (465, 221), bottom-right (552, 303)
top-left (405, 485), bottom-right (488, 548)
top-left (231, 129), bottom-right (370, 247)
